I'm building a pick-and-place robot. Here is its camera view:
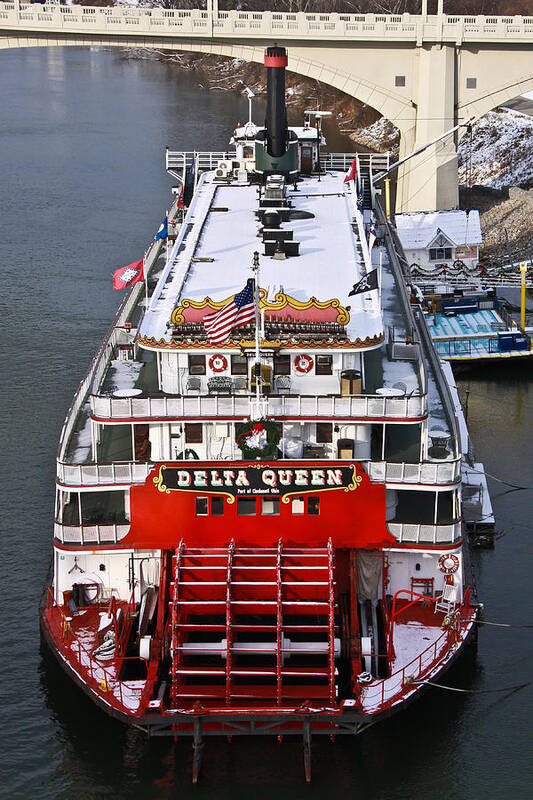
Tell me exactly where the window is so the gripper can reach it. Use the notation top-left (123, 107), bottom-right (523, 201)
top-left (211, 497), bottom-right (224, 516)
top-left (429, 247), bottom-right (452, 261)
top-left (261, 497), bottom-right (280, 516)
top-left (316, 423), bottom-right (333, 443)
top-left (395, 75), bottom-right (406, 87)
top-left (188, 355), bottom-right (206, 375)
top-left (291, 496), bottom-right (305, 514)
top-left (80, 490), bottom-right (126, 525)
top-left (195, 497), bottom-right (209, 516)
top-left (273, 354), bottom-right (291, 375)
top-left (185, 424), bottom-right (203, 444)
top-left (237, 498), bottom-right (256, 516)
top-left (231, 354), bottom-right (248, 375)
top-left (308, 496), bottom-right (320, 515)
top-left (315, 355), bottom-right (332, 375)
top-left (466, 77), bottom-right (477, 89)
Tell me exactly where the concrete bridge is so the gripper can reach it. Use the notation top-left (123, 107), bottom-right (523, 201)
top-left (1, 2), bottom-right (532, 213)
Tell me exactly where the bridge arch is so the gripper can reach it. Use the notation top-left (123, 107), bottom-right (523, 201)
top-left (457, 72), bottom-right (533, 142)
top-left (0, 35), bottom-right (415, 140)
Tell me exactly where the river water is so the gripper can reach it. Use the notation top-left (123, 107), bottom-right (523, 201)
top-left (0, 47), bottom-right (531, 799)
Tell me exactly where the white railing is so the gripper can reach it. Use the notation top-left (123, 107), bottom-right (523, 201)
top-left (1, 7), bottom-right (531, 43)
top-left (368, 459), bottom-right (460, 484)
top-left (54, 521), bottom-right (130, 545)
top-left (90, 392), bottom-right (427, 421)
top-left (387, 520), bottom-right (462, 544)
top-left (57, 461), bottom-right (153, 486)
top-left (56, 458), bottom-right (459, 488)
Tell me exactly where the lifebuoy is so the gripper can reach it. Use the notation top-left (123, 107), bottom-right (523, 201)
top-left (294, 353), bottom-right (313, 373)
top-left (208, 354), bottom-right (228, 373)
top-left (438, 553), bottom-right (460, 574)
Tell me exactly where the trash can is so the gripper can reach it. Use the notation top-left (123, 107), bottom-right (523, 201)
top-left (341, 369), bottom-right (361, 395)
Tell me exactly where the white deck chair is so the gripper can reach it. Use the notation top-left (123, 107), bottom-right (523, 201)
top-left (434, 582), bottom-right (459, 615)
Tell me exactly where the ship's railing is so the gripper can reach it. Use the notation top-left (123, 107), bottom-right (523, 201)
top-left (90, 391), bottom-right (427, 421)
top-left (1, 6), bottom-right (532, 43)
top-left (165, 150), bottom-right (390, 176)
top-left (54, 521), bottom-right (130, 546)
top-left (56, 457), bottom-right (460, 488)
top-left (387, 520), bottom-right (462, 544)
top-left (361, 608), bottom-right (472, 714)
top-left (56, 192), bottom-right (184, 465)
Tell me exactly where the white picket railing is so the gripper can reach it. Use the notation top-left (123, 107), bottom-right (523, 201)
top-left (90, 391), bottom-right (427, 421)
top-left (387, 520), bottom-right (462, 544)
top-left (54, 521), bottom-right (130, 545)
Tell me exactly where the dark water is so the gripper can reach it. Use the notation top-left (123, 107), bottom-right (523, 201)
top-left (1, 47), bottom-right (531, 799)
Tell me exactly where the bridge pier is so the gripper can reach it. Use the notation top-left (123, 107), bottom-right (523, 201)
top-left (396, 43), bottom-right (459, 214)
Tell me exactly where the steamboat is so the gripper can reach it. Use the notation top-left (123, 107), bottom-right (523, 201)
top-left (41, 46), bottom-right (477, 780)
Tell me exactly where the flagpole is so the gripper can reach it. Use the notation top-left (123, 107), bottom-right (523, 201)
top-left (143, 249), bottom-right (148, 308)
top-left (252, 251), bottom-right (261, 414)
top-left (378, 251), bottom-right (383, 308)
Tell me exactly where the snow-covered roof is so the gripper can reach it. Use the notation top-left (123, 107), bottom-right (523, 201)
top-left (395, 210), bottom-right (482, 250)
top-left (138, 171), bottom-right (382, 347)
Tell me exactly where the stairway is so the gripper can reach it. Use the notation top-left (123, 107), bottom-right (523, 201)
top-left (169, 539), bottom-right (338, 708)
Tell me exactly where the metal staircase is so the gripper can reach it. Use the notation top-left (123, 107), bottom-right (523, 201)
top-left (169, 539), bottom-right (338, 708)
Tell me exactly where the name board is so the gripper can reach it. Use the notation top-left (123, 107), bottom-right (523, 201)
top-left (153, 464), bottom-right (362, 502)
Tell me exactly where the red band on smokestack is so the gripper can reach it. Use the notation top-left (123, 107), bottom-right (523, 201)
top-left (264, 54), bottom-right (288, 67)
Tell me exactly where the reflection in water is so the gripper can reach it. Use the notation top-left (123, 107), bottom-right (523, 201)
top-left (1, 46), bottom-right (531, 800)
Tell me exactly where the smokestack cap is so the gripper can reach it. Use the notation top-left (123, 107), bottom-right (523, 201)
top-left (264, 46), bottom-right (288, 68)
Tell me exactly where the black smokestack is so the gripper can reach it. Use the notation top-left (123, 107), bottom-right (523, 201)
top-left (264, 46), bottom-right (288, 158)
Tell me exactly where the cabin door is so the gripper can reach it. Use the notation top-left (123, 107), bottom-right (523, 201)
top-left (300, 145), bottom-right (313, 174)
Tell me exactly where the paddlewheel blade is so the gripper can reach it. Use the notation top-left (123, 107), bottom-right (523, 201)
top-left (169, 539), bottom-right (338, 708)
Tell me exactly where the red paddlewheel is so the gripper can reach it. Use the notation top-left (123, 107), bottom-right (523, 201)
top-left (169, 539), bottom-right (338, 709)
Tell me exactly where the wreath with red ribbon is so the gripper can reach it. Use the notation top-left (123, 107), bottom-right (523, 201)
top-left (208, 354), bottom-right (228, 373)
top-left (294, 354), bottom-right (313, 373)
top-left (235, 418), bottom-right (281, 460)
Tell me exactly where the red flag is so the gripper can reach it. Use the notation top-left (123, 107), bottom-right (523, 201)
top-left (344, 157), bottom-right (357, 183)
top-left (177, 184), bottom-right (184, 210)
top-left (113, 259), bottom-right (144, 290)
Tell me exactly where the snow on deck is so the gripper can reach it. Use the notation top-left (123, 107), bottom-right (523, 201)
top-left (139, 172), bottom-right (382, 345)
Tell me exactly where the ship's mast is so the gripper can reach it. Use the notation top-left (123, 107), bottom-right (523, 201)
top-left (251, 250), bottom-right (263, 418)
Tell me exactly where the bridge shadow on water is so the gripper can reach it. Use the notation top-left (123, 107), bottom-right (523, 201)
top-left (39, 635), bottom-right (480, 800)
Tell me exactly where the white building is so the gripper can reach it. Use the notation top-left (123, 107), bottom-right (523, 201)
top-left (395, 210), bottom-right (482, 270)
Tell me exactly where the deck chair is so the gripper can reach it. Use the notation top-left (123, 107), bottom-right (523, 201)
top-left (434, 582), bottom-right (459, 615)
top-left (186, 376), bottom-right (201, 394)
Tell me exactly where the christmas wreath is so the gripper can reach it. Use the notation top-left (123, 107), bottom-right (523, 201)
top-left (235, 418), bottom-right (281, 460)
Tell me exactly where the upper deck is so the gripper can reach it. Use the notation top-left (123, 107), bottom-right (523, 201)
top-left (138, 171), bottom-right (383, 351)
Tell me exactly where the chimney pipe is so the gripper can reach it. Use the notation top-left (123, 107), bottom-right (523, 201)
top-left (264, 46), bottom-right (288, 159)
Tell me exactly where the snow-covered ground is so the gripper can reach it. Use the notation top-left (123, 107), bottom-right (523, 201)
top-left (458, 107), bottom-right (533, 189)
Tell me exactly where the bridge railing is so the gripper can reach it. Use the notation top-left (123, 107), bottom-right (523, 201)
top-left (1, 6), bottom-right (532, 42)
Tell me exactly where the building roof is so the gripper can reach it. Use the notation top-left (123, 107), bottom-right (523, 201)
top-left (395, 209), bottom-right (482, 249)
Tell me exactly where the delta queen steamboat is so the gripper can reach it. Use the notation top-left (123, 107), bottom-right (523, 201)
top-left (41, 47), bottom-right (478, 779)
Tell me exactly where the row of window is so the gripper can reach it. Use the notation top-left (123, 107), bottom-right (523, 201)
top-left (188, 354), bottom-right (334, 376)
top-left (195, 495), bottom-right (321, 517)
top-left (178, 422), bottom-right (336, 446)
top-left (429, 247), bottom-right (453, 261)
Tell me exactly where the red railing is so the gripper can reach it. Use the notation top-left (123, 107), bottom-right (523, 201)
top-left (362, 597), bottom-right (475, 713)
top-left (45, 588), bottom-right (146, 713)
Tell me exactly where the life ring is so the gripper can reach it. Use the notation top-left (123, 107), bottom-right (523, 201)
top-left (294, 354), bottom-right (313, 374)
top-left (208, 354), bottom-right (228, 373)
top-left (438, 553), bottom-right (460, 574)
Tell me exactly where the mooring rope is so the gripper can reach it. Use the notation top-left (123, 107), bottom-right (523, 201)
top-left (474, 619), bottom-right (533, 629)
top-left (413, 679), bottom-right (532, 694)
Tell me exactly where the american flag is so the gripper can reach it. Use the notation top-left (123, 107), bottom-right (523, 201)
top-left (203, 279), bottom-right (256, 345)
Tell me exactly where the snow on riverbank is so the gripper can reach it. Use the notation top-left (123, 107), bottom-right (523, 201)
top-left (458, 108), bottom-right (533, 189)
